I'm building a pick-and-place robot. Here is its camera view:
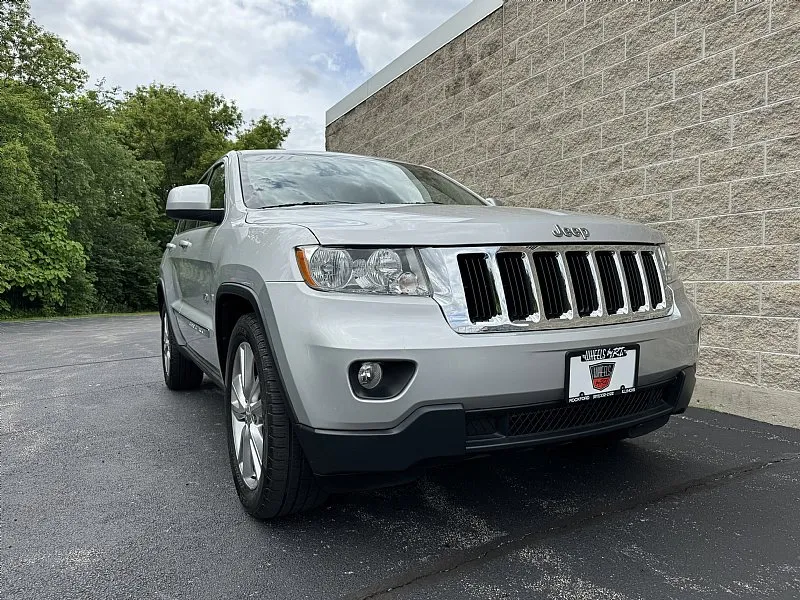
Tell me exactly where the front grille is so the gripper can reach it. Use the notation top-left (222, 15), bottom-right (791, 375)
top-left (497, 252), bottom-right (536, 321)
top-left (458, 253), bottom-right (498, 323)
top-left (430, 244), bottom-right (670, 333)
top-left (465, 384), bottom-right (673, 446)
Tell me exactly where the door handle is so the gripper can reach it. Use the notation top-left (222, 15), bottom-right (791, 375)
top-left (165, 242), bottom-right (176, 250)
top-left (179, 240), bottom-right (192, 249)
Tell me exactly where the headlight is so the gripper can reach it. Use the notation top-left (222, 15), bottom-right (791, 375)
top-left (295, 246), bottom-right (430, 296)
top-left (658, 243), bottom-right (677, 283)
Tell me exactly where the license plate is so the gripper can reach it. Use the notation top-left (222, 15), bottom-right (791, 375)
top-left (566, 345), bottom-right (639, 403)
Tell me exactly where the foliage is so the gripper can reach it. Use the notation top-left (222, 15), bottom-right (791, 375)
top-left (0, 140), bottom-right (85, 311)
top-left (235, 116), bottom-right (290, 152)
top-left (0, 0), bottom-right (87, 102)
top-left (0, 0), bottom-right (290, 317)
top-left (117, 85), bottom-right (290, 200)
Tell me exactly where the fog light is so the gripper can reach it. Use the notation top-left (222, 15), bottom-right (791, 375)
top-left (357, 362), bottom-right (383, 390)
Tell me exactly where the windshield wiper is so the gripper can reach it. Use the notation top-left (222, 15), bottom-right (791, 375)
top-left (263, 201), bottom-right (356, 209)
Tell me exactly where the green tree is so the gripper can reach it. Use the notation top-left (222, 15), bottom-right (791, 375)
top-left (0, 79), bottom-right (55, 178)
top-left (1, 0), bottom-right (89, 314)
top-left (0, 0), bottom-right (292, 317)
top-left (0, 140), bottom-right (85, 312)
top-left (117, 85), bottom-right (241, 200)
top-left (117, 85), bottom-right (290, 205)
top-left (234, 116), bottom-right (290, 151)
top-left (0, 0), bottom-right (87, 103)
top-left (53, 89), bottom-right (165, 311)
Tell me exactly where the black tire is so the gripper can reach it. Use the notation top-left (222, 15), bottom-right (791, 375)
top-left (161, 308), bottom-right (204, 390)
top-left (224, 313), bottom-right (327, 519)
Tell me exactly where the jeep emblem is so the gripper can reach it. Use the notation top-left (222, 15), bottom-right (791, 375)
top-left (552, 224), bottom-right (590, 240)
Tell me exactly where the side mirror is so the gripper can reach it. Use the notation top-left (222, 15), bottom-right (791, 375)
top-left (166, 184), bottom-right (224, 224)
top-left (484, 197), bottom-right (499, 206)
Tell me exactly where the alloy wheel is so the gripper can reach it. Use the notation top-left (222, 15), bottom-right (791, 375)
top-left (162, 312), bottom-right (171, 377)
top-left (230, 341), bottom-right (264, 490)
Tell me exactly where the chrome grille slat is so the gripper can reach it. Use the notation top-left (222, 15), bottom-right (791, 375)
top-left (556, 251), bottom-right (576, 320)
top-left (586, 251), bottom-right (605, 317)
top-left (595, 251), bottom-right (624, 315)
top-left (497, 252), bottom-right (536, 321)
top-left (420, 244), bottom-right (674, 334)
top-left (565, 251), bottom-right (598, 317)
top-left (634, 251), bottom-right (652, 311)
top-left (621, 251), bottom-right (646, 312)
top-left (641, 251), bottom-right (665, 308)
top-left (458, 253), bottom-right (498, 323)
top-left (532, 252), bottom-right (570, 319)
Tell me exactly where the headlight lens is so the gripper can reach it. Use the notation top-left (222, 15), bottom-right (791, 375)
top-left (308, 248), bottom-right (352, 289)
top-left (296, 246), bottom-right (430, 295)
top-left (658, 243), bottom-right (677, 283)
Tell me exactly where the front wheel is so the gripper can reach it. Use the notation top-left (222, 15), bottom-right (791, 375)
top-left (224, 313), bottom-right (327, 518)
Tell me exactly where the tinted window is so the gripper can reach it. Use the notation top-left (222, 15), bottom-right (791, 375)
top-left (239, 154), bottom-right (484, 208)
top-left (209, 164), bottom-right (225, 209)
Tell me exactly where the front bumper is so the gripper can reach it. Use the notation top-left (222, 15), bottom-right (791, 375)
top-left (263, 281), bottom-right (700, 431)
top-left (297, 367), bottom-right (695, 475)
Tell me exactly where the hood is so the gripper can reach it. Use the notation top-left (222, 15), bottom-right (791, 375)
top-left (244, 204), bottom-right (664, 246)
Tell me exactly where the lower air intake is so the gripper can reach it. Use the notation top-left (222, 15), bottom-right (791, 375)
top-left (465, 382), bottom-right (674, 445)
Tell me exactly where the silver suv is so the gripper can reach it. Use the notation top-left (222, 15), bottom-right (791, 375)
top-left (158, 150), bottom-right (700, 519)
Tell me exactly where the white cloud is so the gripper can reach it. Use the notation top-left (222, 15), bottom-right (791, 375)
top-left (30, 0), bottom-right (470, 150)
top-left (305, 0), bottom-right (471, 73)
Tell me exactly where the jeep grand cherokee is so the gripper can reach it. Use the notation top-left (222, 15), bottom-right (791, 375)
top-left (158, 150), bottom-right (699, 519)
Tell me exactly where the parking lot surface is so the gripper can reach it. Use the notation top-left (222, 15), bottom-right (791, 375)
top-left (2, 315), bottom-right (799, 599)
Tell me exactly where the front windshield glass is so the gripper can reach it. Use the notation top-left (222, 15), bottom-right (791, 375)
top-left (238, 153), bottom-right (485, 208)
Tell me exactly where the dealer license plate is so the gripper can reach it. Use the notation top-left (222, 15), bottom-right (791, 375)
top-left (566, 345), bottom-right (639, 403)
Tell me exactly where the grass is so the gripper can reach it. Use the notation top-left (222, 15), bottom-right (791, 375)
top-left (0, 310), bottom-right (159, 323)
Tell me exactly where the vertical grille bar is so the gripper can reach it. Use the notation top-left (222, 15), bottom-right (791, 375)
top-left (532, 252), bottom-right (570, 319)
top-left (565, 251), bottom-right (599, 317)
top-left (497, 252), bottom-right (536, 321)
top-left (458, 254), bottom-right (498, 323)
top-left (641, 251), bottom-right (664, 307)
top-left (596, 251), bottom-right (624, 314)
top-left (634, 251), bottom-right (652, 310)
top-left (621, 251), bottom-right (646, 311)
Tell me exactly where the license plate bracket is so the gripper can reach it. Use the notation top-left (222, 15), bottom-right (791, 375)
top-left (565, 345), bottom-right (639, 403)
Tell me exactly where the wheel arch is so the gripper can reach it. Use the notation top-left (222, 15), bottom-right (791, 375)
top-left (215, 284), bottom-right (264, 380)
top-left (215, 282), bottom-right (305, 427)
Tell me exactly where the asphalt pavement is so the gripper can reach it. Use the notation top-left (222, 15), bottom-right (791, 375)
top-left (2, 315), bottom-right (799, 600)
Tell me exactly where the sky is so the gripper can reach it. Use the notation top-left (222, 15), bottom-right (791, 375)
top-left (29, 0), bottom-right (472, 150)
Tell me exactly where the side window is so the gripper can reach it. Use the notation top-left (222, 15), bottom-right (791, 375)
top-left (176, 219), bottom-right (201, 234)
top-left (209, 164), bottom-right (225, 209)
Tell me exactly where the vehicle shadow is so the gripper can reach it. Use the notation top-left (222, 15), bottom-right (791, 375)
top-left (160, 385), bottom-right (761, 598)
top-left (266, 420), bottom-right (708, 545)
top-left (186, 382), bottom-right (707, 537)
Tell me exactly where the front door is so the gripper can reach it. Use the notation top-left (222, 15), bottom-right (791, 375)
top-left (170, 162), bottom-right (226, 367)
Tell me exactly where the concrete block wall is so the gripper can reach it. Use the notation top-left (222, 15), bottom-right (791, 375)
top-left (326, 0), bottom-right (800, 394)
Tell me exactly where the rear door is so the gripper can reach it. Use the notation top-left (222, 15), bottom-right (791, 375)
top-left (170, 161), bottom-right (226, 365)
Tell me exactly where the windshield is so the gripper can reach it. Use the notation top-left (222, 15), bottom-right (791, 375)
top-left (238, 153), bottom-right (485, 208)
